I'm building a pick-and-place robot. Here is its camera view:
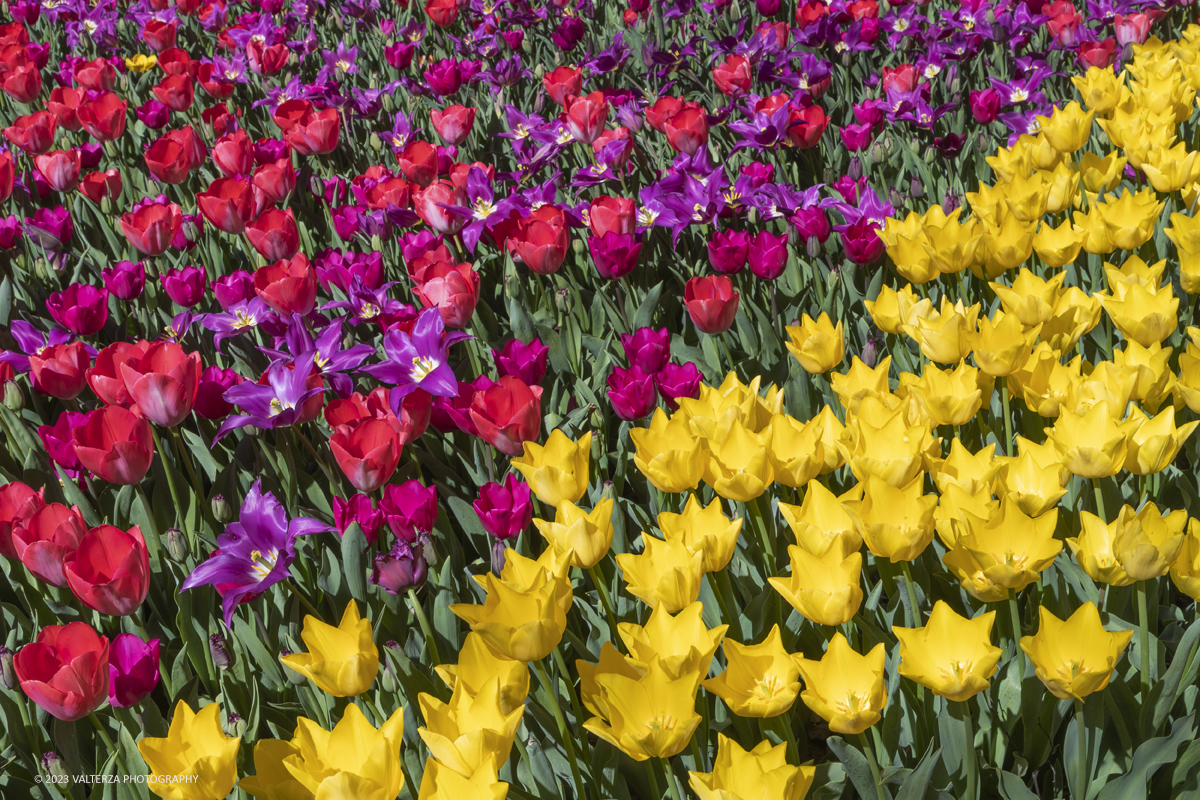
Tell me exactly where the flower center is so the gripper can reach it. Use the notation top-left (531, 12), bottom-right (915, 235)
top-left (336, 60), bottom-right (352, 73)
top-left (754, 675), bottom-right (783, 700)
top-left (269, 397), bottom-right (294, 417)
top-left (514, 124), bottom-right (530, 138)
top-left (232, 310), bottom-right (257, 329)
top-left (1012, 88), bottom-right (1029, 103)
top-left (472, 197), bottom-right (498, 219)
top-left (637, 207), bottom-right (660, 226)
top-left (894, 18), bottom-right (910, 31)
top-left (248, 548), bottom-right (279, 580)
top-left (925, 64), bottom-right (941, 78)
top-left (410, 355), bottom-right (439, 381)
top-left (359, 301), bottom-right (381, 319)
top-left (836, 691), bottom-right (866, 716)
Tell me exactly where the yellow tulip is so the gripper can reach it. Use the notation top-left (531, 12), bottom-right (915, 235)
top-left (1033, 218), bottom-right (1087, 268)
top-left (785, 313), bottom-right (844, 374)
top-left (978, 207), bottom-right (1037, 279)
top-left (703, 625), bottom-right (801, 718)
top-left (844, 406), bottom-right (938, 488)
top-left (810, 405), bottom-right (847, 474)
top-left (778, 480), bottom-right (863, 558)
top-left (854, 474), bottom-right (937, 563)
top-left (616, 534), bottom-right (705, 613)
top-left (1114, 342), bottom-right (1175, 411)
top-left (934, 484), bottom-right (997, 549)
top-left (1020, 603), bottom-right (1133, 700)
top-left (930, 440), bottom-right (999, 496)
top-left (578, 642), bottom-right (642, 721)
top-left (1000, 171), bottom-right (1050, 223)
top-left (534, 498), bottom-right (614, 568)
top-left (434, 633), bottom-right (528, 715)
top-left (880, 213), bottom-right (937, 284)
top-left (630, 409), bottom-right (708, 493)
top-left (1125, 406), bottom-right (1199, 474)
top-left (1072, 67), bottom-right (1123, 113)
top-left (141, 701), bottom-right (240, 800)
top-left (418, 678), bottom-right (524, 776)
top-left (1095, 188), bottom-right (1164, 250)
top-left (1165, 210), bottom-right (1200, 253)
top-left (1109, 254), bottom-right (1169, 290)
top-left (1045, 400), bottom-right (1138, 478)
top-left (1007, 343), bottom-right (1081, 417)
top-left (511, 430), bottom-right (591, 506)
top-left (704, 418), bottom-right (775, 501)
top-left (769, 546), bottom-right (863, 626)
top-left (830, 355), bottom-right (894, 414)
top-left (905, 299), bottom-right (979, 364)
top-left (991, 269), bottom-right (1065, 328)
top-left (865, 286), bottom-right (931, 336)
top-left (944, 497), bottom-right (1061, 592)
top-left (1036, 101), bottom-right (1095, 153)
top-left (1068, 361), bottom-right (1137, 418)
top-left (280, 601), bottom-right (379, 698)
top-left (1068, 509), bottom-right (1136, 587)
top-left (1072, 204), bottom-right (1117, 255)
top-left (582, 658), bottom-right (702, 761)
top-left (1042, 163), bottom-right (1081, 214)
top-left (893, 601), bottom-right (1002, 702)
top-left (766, 413), bottom-right (826, 489)
top-left (971, 311), bottom-right (1038, 377)
top-left (1078, 151), bottom-right (1127, 193)
top-left (239, 704), bottom-right (405, 800)
top-left (1100, 283), bottom-right (1180, 347)
top-left (1177, 342), bottom-right (1200, 413)
top-left (922, 213), bottom-right (983, 274)
top-left (996, 449), bottom-right (1068, 517)
top-left (1169, 519), bottom-right (1200, 601)
top-left (908, 361), bottom-right (989, 427)
top-left (659, 495), bottom-right (743, 573)
top-left (1140, 141), bottom-right (1199, 193)
top-left (1028, 133), bottom-right (1063, 172)
top-left (689, 735), bottom-right (816, 800)
top-left (1116, 502), bottom-right (1188, 581)
top-left (983, 147), bottom-right (1033, 186)
top-left (1041, 287), bottom-right (1103, 352)
top-left (450, 549), bottom-right (572, 663)
top-left (794, 633), bottom-right (887, 735)
top-left (1182, 249), bottom-right (1200, 295)
top-left (417, 761), bottom-right (509, 800)
top-left (678, 374), bottom-right (777, 441)
top-left (616, 600), bottom-right (726, 679)
top-left (125, 54), bottom-right (158, 73)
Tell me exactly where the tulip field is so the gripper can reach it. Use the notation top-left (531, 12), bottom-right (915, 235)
top-left (6, 0), bottom-right (1200, 798)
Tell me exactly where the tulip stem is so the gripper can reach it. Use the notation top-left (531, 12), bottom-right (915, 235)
top-left (747, 497), bottom-right (777, 578)
top-left (962, 701), bottom-right (979, 800)
top-left (1008, 590), bottom-right (1026, 679)
top-left (133, 483), bottom-right (165, 570)
top-left (661, 758), bottom-right (684, 800)
top-left (857, 732), bottom-right (888, 800)
top-left (170, 426), bottom-right (208, 524)
top-left (534, 659), bottom-right (586, 800)
top-left (88, 712), bottom-right (128, 775)
top-left (283, 579), bottom-right (324, 621)
top-left (643, 758), bottom-right (662, 800)
top-left (553, 646), bottom-right (590, 760)
top-left (899, 561), bottom-right (922, 626)
top-left (587, 565), bottom-right (621, 637)
top-left (406, 588), bottom-right (442, 666)
top-left (999, 376), bottom-right (1013, 457)
top-left (1137, 581), bottom-right (1152, 696)
top-left (149, 425), bottom-right (192, 540)
top-left (1074, 699), bottom-right (1088, 800)
top-left (1091, 478), bottom-right (1107, 522)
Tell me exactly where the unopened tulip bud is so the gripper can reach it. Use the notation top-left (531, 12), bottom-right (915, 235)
top-left (209, 633), bottom-right (234, 671)
top-left (555, 287), bottom-right (572, 313)
top-left (211, 494), bottom-right (232, 522)
top-left (883, 135), bottom-right (894, 153)
top-left (0, 646), bottom-right (14, 690)
top-left (806, 235), bottom-right (822, 259)
top-left (976, 132), bottom-right (990, 154)
top-left (166, 527), bottom-right (188, 562)
top-left (589, 403), bottom-right (604, 429)
top-left (841, 51), bottom-right (852, 67)
top-left (534, 63), bottom-right (545, 78)
top-left (100, 195), bottom-right (114, 215)
top-left (942, 192), bottom-right (961, 215)
top-left (985, 9), bottom-right (995, 23)
top-left (180, 218), bottom-right (200, 244)
top-left (910, 177), bottom-right (924, 199)
top-left (226, 711), bottom-right (245, 738)
top-left (572, 238), bottom-right (585, 255)
top-left (491, 539), bottom-right (508, 573)
top-left (309, 173), bottom-right (326, 197)
top-left (848, 157), bottom-right (863, 181)
top-left (923, 147), bottom-right (936, 164)
top-left (861, 338), bottom-right (879, 368)
top-left (3, 380), bottom-right (23, 410)
top-left (870, 142), bottom-right (885, 163)
top-left (380, 661), bottom-right (398, 693)
top-left (41, 752), bottom-right (67, 781)
top-left (370, 234), bottom-right (383, 252)
top-left (823, 167), bottom-right (837, 184)
top-left (888, 187), bottom-right (903, 208)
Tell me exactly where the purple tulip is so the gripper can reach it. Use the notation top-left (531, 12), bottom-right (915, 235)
top-left (24, 206), bottom-right (73, 250)
top-left (423, 58), bottom-right (463, 96)
top-left (839, 123), bottom-right (874, 153)
top-left (747, 230), bottom-right (788, 280)
top-left (314, 249), bottom-right (384, 292)
top-left (212, 270), bottom-right (255, 311)
top-left (333, 493), bottom-right (385, 544)
top-left (493, 338), bottom-right (549, 386)
top-left (606, 365), bottom-right (657, 421)
top-left (37, 410), bottom-right (88, 478)
top-left (739, 162), bottom-right (775, 189)
top-left (473, 474), bottom-right (532, 541)
top-left (707, 230), bottom-right (750, 275)
top-left (254, 138), bottom-right (290, 164)
top-left (789, 207), bottom-right (831, 244)
top-left (655, 362), bottom-right (703, 410)
top-left (969, 88), bottom-right (1002, 124)
top-left (380, 480), bottom-right (438, 544)
top-left (360, 307), bottom-right (472, 411)
top-left (108, 633), bottom-right (160, 709)
top-left (161, 266), bottom-right (208, 307)
top-left (621, 327), bottom-right (671, 374)
top-left (755, 0), bottom-right (780, 14)
top-left (0, 215), bottom-right (20, 250)
top-left (371, 540), bottom-right (428, 594)
top-left (385, 42), bottom-right (415, 70)
top-left (78, 143), bottom-right (103, 170)
top-left (101, 261), bottom-right (146, 301)
top-left (194, 366), bottom-right (243, 421)
top-left (551, 16), bottom-right (585, 51)
top-left (180, 481), bottom-right (331, 626)
top-left (502, 30), bottom-right (524, 50)
top-left (135, 99), bottom-right (170, 130)
top-left (214, 359), bottom-right (326, 441)
top-left (46, 283), bottom-right (109, 335)
top-left (588, 232), bottom-right (642, 280)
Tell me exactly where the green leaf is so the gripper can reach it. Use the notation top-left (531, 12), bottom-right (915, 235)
top-left (633, 281), bottom-right (665, 329)
top-left (827, 736), bottom-right (887, 800)
top-left (894, 742), bottom-right (939, 800)
top-left (1096, 713), bottom-right (1195, 800)
top-left (340, 522), bottom-right (368, 603)
top-left (995, 769), bottom-right (1040, 800)
top-left (181, 428), bottom-right (220, 482)
top-left (1153, 617), bottom-right (1200, 731)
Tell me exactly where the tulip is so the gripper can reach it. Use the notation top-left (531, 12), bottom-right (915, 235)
top-left (685, 276), bottom-right (739, 334)
top-left (1124, 404), bottom-right (1196, 476)
top-left (663, 106), bottom-right (709, 155)
top-left (909, 361), bottom-right (989, 428)
top-left (747, 230), bottom-right (788, 280)
top-left (583, 659), bottom-right (702, 760)
top-left (469, 375), bottom-right (543, 457)
top-left (1045, 400), bottom-right (1137, 479)
top-left (930, 440), bottom-right (999, 497)
top-left (108, 633), bottom-right (160, 708)
top-left (194, 366), bottom-right (242, 420)
top-left (630, 409), bottom-right (708, 493)
top-left (770, 545), bottom-right (863, 626)
top-left (430, 105), bottom-right (477, 146)
top-left (253, 252), bottom-right (316, 315)
top-left (893, 602), bottom-right (1002, 702)
top-left (616, 533), bottom-right (704, 613)
top-left (436, 632), bottom-right (530, 716)
top-left (77, 92), bottom-right (127, 141)
top-left (708, 230), bottom-right (749, 275)
top-left (141, 701), bottom-right (241, 800)
top-left (330, 419), bottom-right (402, 493)
top-left (245, 208), bottom-right (301, 261)
top-left (778, 480), bottom-right (862, 558)
top-left (658, 496), bottom-right (742, 574)
top-left (616, 601), bottom-right (726, 681)
top-left (534, 498), bottom-right (614, 569)
top-left (14, 622), bottom-right (109, 721)
top-left (763, 414), bottom-right (824, 490)
top-left (704, 419), bottom-right (774, 502)
top-left (794, 633), bottom-right (886, 734)
top-left (72, 406), bottom-right (154, 485)
top-left (943, 497), bottom-right (1061, 598)
top-left (474, 474), bottom-right (533, 541)
top-left (1096, 188), bottom-right (1164, 251)
top-left (282, 601), bottom-right (379, 697)
top-left (380, 480), bottom-right (438, 543)
top-left (101, 261), bottom-right (145, 302)
top-left (785, 313), bottom-right (844, 374)
top-left (703, 625), bottom-right (800, 718)
top-left (418, 678), bottom-right (524, 777)
top-left (197, 177), bottom-right (255, 235)
top-left (425, 0), bottom-right (459, 25)
top-left (46, 283), bottom-right (108, 336)
top-left (4, 111), bottom-right (57, 154)
top-left (855, 475), bottom-right (937, 563)
top-left (997, 448), bottom-right (1068, 517)
top-left (88, 342), bottom-right (148, 408)
top-left (29, 341), bottom-right (90, 400)
top-left (119, 341), bottom-right (202, 427)
top-left (656, 362), bottom-right (702, 410)
top-left (414, 180), bottom-right (468, 234)
top-left (512, 430), bottom-right (591, 507)
top-left (120, 199), bottom-right (182, 257)
top-left (689, 735), bottom-right (815, 800)
top-left (565, 91), bottom-right (609, 144)
top-left (1098, 283), bottom-right (1179, 347)
top-left (619, 327), bottom-right (669, 374)
top-left (831, 355), bottom-right (897, 410)
top-left (424, 59), bottom-right (463, 96)
top-left (492, 339), bottom-right (548, 386)
top-left (1020, 603), bottom-right (1132, 701)
top-left (63, 525), bottom-right (149, 616)
top-left (513, 205), bottom-right (569, 275)
top-left (588, 232), bottom-right (641, 279)
top-left (0, 482), bottom-right (44, 560)
top-left (413, 261), bottom-right (480, 328)
top-left (12, 502), bottom-right (86, 587)
top-left (605, 365), bottom-right (656, 421)
top-left (34, 149), bottom-right (81, 193)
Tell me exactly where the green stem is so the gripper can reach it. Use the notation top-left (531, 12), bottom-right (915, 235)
top-left (1074, 698), bottom-right (1088, 800)
top-left (552, 646), bottom-right (590, 760)
top-left (170, 426), bottom-right (207, 518)
top-left (133, 482), bottom-right (165, 569)
top-left (747, 497), bottom-right (777, 578)
top-left (1091, 478), bottom-right (1107, 523)
top-left (643, 758), bottom-right (662, 800)
top-left (857, 731), bottom-right (888, 800)
top-left (150, 425), bottom-right (191, 538)
top-left (88, 713), bottom-right (128, 775)
top-left (962, 701), bottom-right (979, 800)
top-left (1009, 590), bottom-right (1026, 679)
top-left (1137, 581), bottom-right (1151, 697)
top-left (899, 560), bottom-right (922, 626)
top-left (406, 588), bottom-right (442, 666)
top-left (999, 376), bottom-right (1013, 457)
top-left (362, 694), bottom-right (388, 726)
top-left (283, 579), bottom-right (323, 621)
top-left (534, 659), bottom-right (586, 800)
top-left (587, 565), bottom-right (621, 638)
top-left (661, 758), bottom-right (684, 800)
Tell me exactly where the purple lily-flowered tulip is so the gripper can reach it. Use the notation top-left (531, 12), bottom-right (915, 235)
top-left (108, 633), bottom-right (160, 709)
top-left (360, 307), bottom-right (471, 414)
top-left (213, 358), bottom-right (326, 441)
top-left (180, 480), bottom-right (331, 626)
top-left (264, 315), bottom-right (375, 398)
top-left (0, 320), bottom-right (85, 373)
top-left (200, 297), bottom-right (276, 349)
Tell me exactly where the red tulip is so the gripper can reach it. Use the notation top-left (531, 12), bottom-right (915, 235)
top-left (543, 66), bottom-right (582, 107)
top-left (0, 482), bottom-right (44, 560)
top-left (165, 125), bottom-right (205, 170)
top-left (245, 207), bottom-right (300, 261)
top-left (15, 622), bottom-right (109, 721)
top-left (248, 40), bottom-right (290, 76)
top-left (63, 525), bottom-right (150, 616)
top-left (197, 177), bottom-right (254, 235)
top-left (79, 169), bottom-right (122, 205)
top-left (1079, 37), bottom-right (1118, 69)
top-left (157, 48), bottom-right (199, 78)
top-left (330, 418), bottom-right (402, 493)
top-left (33, 149), bottom-right (81, 192)
top-left (469, 375), bottom-right (543, 456)
top-left (120, 341), bottom-right (202, 427)
top-left (663, 106), bottom-right (709, 155)
top-left (71, 406), bottom-right (155, 485)
top-left (144, 136), bottom-right (191, 184)
top-left (77, 92), bottom-right (127, 142)
top-left (589, 195), bottom-right (636, 237)
top-left (880, 64), bottom-right (918, 93)
top-left (254, 252), bottom-right (317, 315)
top-left (196, 62), bottom-right (236, 99)
top-left (430, 105), bottom-right (476, 146)
top-left (253, 158), bottom-right (296, 204)
top-left (565, 91), bottom-right (609, 144)
top-left (413, 180), bottom-right (467, 234)
top-left (788, 105), bottom-right (828, 149)
top-left (151, 74), bottom-right (194, 112)
top-left (212, 129), bottom-right (254, 177)
top-left (413, 261), bottom-right (480, 328)
top-left (0, 150), bottom-right (11, 203)
top-left (274, 100), bottom-right (340, 155)
top-left (47, 87), bottom-right (82, 131)
top-left (120, 200), bottom-right (182, 256)
top-left (4, 111), bottom-right (57, 154)
top-left (684, 276), bottom-right (739, 334)
top-left (593, 126), bottom-right (633, 168)
top-left (395, 140), bottom-right (438, 186)
top-left (12, 503), bottom-right (86, 587)
top-left (365, 176), bottom-right (413, 211)
top-left (645, 97), bottom-right (684, 132)
top-left (73, 58), bottom-right (116, 92)
top-left (513, 205), bottom-right (569, 275)
top-left (29, 341), bottom-right (90, 400)
top-left (143, 19), bottom-right (178, 51)
top-left (424, 0), bottom-right (459, 26)
top-left (87, 341), bottom-right (149, 407)
top-left (1, 63), bottom-right (41, 104)
top-left (713, 55), bottom-right (752, 97)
